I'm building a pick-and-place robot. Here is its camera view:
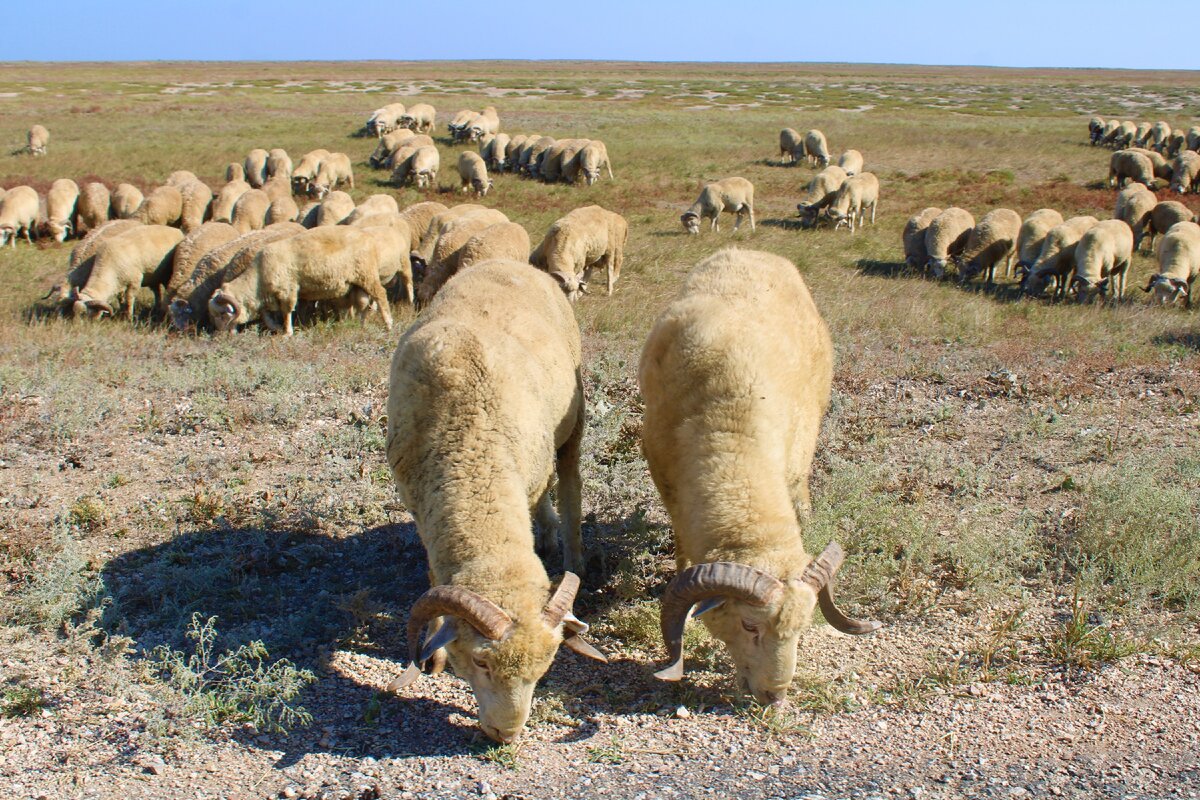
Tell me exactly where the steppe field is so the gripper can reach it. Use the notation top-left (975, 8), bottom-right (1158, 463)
top-left (1, 61), bottom-right (1198, 800)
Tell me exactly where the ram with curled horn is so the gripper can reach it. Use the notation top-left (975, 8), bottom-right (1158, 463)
top-left (385, 260), bottom-right (606, 743)
top-left (639, 248), bottom-right (881, 707)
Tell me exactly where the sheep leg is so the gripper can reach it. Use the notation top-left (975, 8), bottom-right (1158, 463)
top-left (124, 287), bottom-right (137, 321)
top-left (364, 279), bottom-right (393, 331)
top-left (748, 204), bottom-right (755, 232)
top-left (606, 160), bottom-right (613, 180)
top-left (534, 489), bottom-right (560, 562)
top-left (871, 200), bottom-right (877, 225)
top-left (282, 297), bottom-right (297, 336)
top-left (555, 376), bottom-right (586, 575)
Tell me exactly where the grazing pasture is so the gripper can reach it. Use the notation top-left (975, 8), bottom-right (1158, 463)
top-left (0, 61), bottom-right (1198, 799)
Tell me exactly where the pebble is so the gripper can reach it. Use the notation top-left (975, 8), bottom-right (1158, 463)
top-left (675, 706), bottom-right (690, 719)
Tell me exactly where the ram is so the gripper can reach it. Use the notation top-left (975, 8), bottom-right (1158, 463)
top-left (531, 205), bottom-right (628, 297)
top-left (1022, 216), bottom-right (1099, 298)
top-left (1144, 220), bottom-right (1200, 306)
top-left (824, 172), bottom-right (879, 233)
top-left (639, 247), bottom-right (879, 704)
top-left (385, 260), bottom-right (604, 743)
top-left (72, 225), bottom-right (184, 319)
top-left (680, 177), bottom-right (755, 234)
top-left (795, 166), bottom-right (847, 225)
top-left (1071, 219), bottom-right (1134, 303)
top-left (46, 219), bottom-right (141, 307)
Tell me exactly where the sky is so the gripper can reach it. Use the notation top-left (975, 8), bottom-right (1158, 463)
top-left (7, 1), bottom-right (1198, 71)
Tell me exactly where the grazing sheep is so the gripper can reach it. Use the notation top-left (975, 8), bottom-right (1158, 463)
top-left (0, 186), bottom-right (40, 247)
top-left (369, 129), bottom-right (418, 168)
top-left (212, 179), bottom-right (251, 224)
top-left (166, 171), bottom-right (199, 188)
top-left (266, 148), bottom-right (292, 181)
top-left (48, 219), bottom-right (141, 307)
top-left (1188, 126), bottom-right (1200, 153)
top-left (1071, 219), bottom-right (1134, 303)
top-left (779, 128), bottom-right (804, 164)
top-left (311, 152), bottom-right (354, 198)
top-left (959, 208), bottom-right (1021, 284)
top-left (572, 141), bottom-right (614, 186)
top-left (343, 194), bottom-right (400, 225)
top-left (824, 172), bottom-right (879, 233)
top-left (924, 207), bottom-right (975, 278)
top-left (397, 201), bottom-right (448, 253)
top-left (399, 103), bottom-right (436, 134)
top-left (164, 221), bottom-right (241, 304)
top-left (244, 149), bottom-right (270, 188)
top-left (262, 176), bottom-right (292, 204)
top-left (1109, 150), bottom-right (1156, 189)
top-left (803, 129), bottom-right (831, 166)
top-left (1170, 152), bottom-right (1200, 193)
top-left (1022, 216), bottom-right (1099, 298)
top-left (27, 124), bottom-right (49, 156)
top-left (72, 225), bottom-right (184, 319)
top-left (466, 107), bottom-right (500, 142)
top-left (447, 109), bottom-right (476, 140)
top-left (1146, 201), bottom-right (1196, 252)
top-left (177, 180), bottom-right (214, 234)
top-left (76, 182), bottom-right (111, 235)
top-left (639, 247), bottom-right (879, 703)
top-left (523, 136), bottom-right (557, 178)
top-left (837, 149), bottom-right (864, 176)
top-left (530, 205), bottom-right (628, 296)
top-left (389, 143), bottom-right (425, 186)
top-left (902, 207), bottom-right (943, 269)
top-left (416, 210), bottom-right (510, 306)
top-left (316, 191), bottom-right (356, 227)
top-left (1099, 119), bottom-right (1119, 146)
top-left (1105, 120), bottom-right (1137, 149)
top-left (1134, 122), bottom-right (1152, 149)
top-left (1145, 221), bottom-right (1200, 306)
top-left (298, 201), bottom-right (321, 229)
top-left (44, 178), bottom-right (81, 243)
top-left (225, 162), bottom-right (245, 182)
top-left (1126, 147), bottom-right (1174, 182)
top-left (266, 195), bottom-right (300, 226)
top-left (1114, 184), bottom-right (1157, 251)
top-left (355, 215), bottom-right (416, 305)
top-left (231, 189), bottom-right (271, 234)
top-left (795, 166), bottom-right (848, 225)
top-left (458, 151), bottom-right (493, 197)
top-left (411, 203), bottom-right (489, 263)
top-left (483, 132), bottom-right (511, 172)
top-left (681, 177), bottom-right (755, 235)
top-left (540, 139), bottom-right (589, 184)
top-left (168, 223), bottom-right (304, 331)
top-left (456, 221), bottom-right (531, 272)
top-left (385, 260), bottom-right (602, 744)
top-left (418, 220), bottom-right (529, 304)
top-left (367, 103), bottom-right (407, 136)
top-left (111, 184), bottom-right (144, 220)
top-left (1014, 209), bottom-right (1064, 279)
top-left (209, 225), bottom-right (393, 335)
top-left (292, 148), bottom-right (330, 196)
top-left (136, 185), bottom-right (183, 227)
top-left (505, 135), bottom-right (529, 172)
top-left (1168, 129), bottom-right (1187, 158)
top-left (410, 145), bottom-right (441, 189)
top-left (1151, 121), bottom-right (1172, 152)
top-left (1088, 116), bottom-right (1105, 146)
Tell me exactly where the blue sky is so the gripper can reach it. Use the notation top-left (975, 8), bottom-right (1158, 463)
top-left (8, 1), bottom-right (1198, 70)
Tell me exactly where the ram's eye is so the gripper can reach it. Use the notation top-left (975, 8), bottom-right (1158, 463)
top-left (472, 657), bottom-right (489, 671)
top-left (741, 620), bottom-right (758, 634)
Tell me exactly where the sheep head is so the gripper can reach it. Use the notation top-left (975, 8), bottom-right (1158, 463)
top-left (392, 574), bottom-right (605, 743)
top-left (46, 219), bottom-right (71, 243)
top-left (680, 212), bottom-right (701, 235)
top-left (1144, 274), bottom-right (1190, 305)
top-left (72, 293), bottom-right (113, 319)
top-left (548, 270), bottom-right (586, 303)
top-left (654, 544), bottom-right (879, 706)
top-left (168, 299), bottom-right (196, 331)
top-left (207, 290), bottom-right (245, 332)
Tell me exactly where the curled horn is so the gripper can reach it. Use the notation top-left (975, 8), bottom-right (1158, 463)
top-left (655, 562), bottom-right (783, 681)
top-left (543, 572), bottom-right (608, 663)
top-left (800, 543), bottom-right (882, 636)
top-left (390, 585), bottom-right (513, 691)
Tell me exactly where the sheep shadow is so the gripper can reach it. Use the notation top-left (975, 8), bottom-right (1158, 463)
top-left (760, 217), bottom-right (810, 231)
top-left (1152, 330), bottom-right (1200, 352)
top-left (854, 258), bottom-right (1029, 302)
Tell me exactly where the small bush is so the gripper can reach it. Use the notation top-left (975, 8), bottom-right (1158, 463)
top-left (1, 686), bottom-right (45, 718)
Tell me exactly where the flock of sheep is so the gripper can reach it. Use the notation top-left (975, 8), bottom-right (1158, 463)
top-left (1089, 116), bottom-right (1200, 194)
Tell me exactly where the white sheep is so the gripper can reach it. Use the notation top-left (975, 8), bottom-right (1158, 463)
top-left (44, 178), bottom-right (81, 243)
top-left (539, 139), bottom-right (589, 184)
top-left (1088, 116), bottom-right (1105, 146)
top-left (1150, 121), bottom-right (1172, 153)
top-left (523, 137), bottom-right (558, 178)
top-left (411, 203), bottom-right (489, 263)
top-left (1145, 201), bottom-right (1197, 252)
top-left (177, 180), bottom-right (214, 234)
top-left (231, 189), bottom-right (271, 234)
top-left (924, 207), bottom-right (975, 278)
top-left (0, 186), bottom-right (41, 247)
top-left (824, 172), bottom-right (879, 233)
top-left (779, 128), bottom-right (804, 164)
top-left (1071, 219), bottom-right (1133, 303)
top-left (354, 215), bottom-right (416, 305)
top-left (1108, 150), bottom-right (1155, 189)
top-left (369, 129), bottom-right (418, 168)
top-left (76, 182), bottom-right (111, 236)
top-left (72, 225), bottom-right (184, 319)
top-left (837, 149), bottom-right (864, 176)
top-left (959, 208), bottom-right (1021, 284)
top-left (465, 107), bottom-right (501, 142)
top-left (315, 191), bottom-right (356, 227)
top-left (164, 221), bottom-right (241, 305)
top-left (530, 205), bottom-right (628, 297)
top-left (1114, 184), bottom-right (1157, 252)
top-left (267, 149), bottom-right (292, 182)
top-left (266, 195), bottom-right (300, 226)
top-left (135, 185), bottom-right (183, 227)
top-left (225, 162), bottom-right (245, 183)
top-left (639, 247), bottom-right (879, 703)
top-left (1144, 221), bottom-right (1200, 306)
top-left (804, 129), bottom-right (831, 166)
top-left (27, 125), bottom-right (49, 156)
top-left (397, 201), bottom-right (448, 252)
top-left (795, 166), bottom-right (848, 225)
top-left (447, 108), bottom-right (476, 140)
top-left (111, 184), bottom-right (144, 220)
top-left (212, 179), bottom-right (251, 224)
top-left (166, 170), bottom-right (199, 189)
top-left (1170, 152), bottom-right (1200, 194)
top-left (681, 177), bottom-right (755, 234)
top-left (482, 132), bottom-right (511, 172)
top-left (311, 153), bottom-right (354, 198)
top-left (410, 145), bottom-right (440, 189)
top-left (456, 221), bottom-right (531, 272)
top-left (244, 149), bottom-right (270, 188)
top-left (505, 135), bottom-right (529, 172)
top-left (1022, 216), bottom-right (1099, 298)
top-left (385, 260), bottom-right (603, 743)
top-left (291, 149), bottom-right (331, 196)
top-left (416, 210), bottom-right (511, 306)
top-left (902, 207), bottom-right (943, 269)
top-left (458, 151), bottom-right (493, 197)
top-left (567, 141), bottom-right (614, 186)
top-left (48, 219), bottom-right (141, 308)
top-left (343, 194), bottom-right (401, 225)
top-left (1013, 209), bottom-right (1064, 279)
top-left (399, 103), bottom-right (436, 134)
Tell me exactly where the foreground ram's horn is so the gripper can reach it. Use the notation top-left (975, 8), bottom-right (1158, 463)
top-left (542, 572), bottom-right (581, 627)
top-left (404, 585), bottom-right (512, 667)
top-left (800, 543), bottom-right (883, 636)
top-left (654, 562), bottom-right (785, 682)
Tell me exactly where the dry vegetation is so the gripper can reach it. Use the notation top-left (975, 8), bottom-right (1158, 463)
top-left (0, 62), bottom-right (1198, 799)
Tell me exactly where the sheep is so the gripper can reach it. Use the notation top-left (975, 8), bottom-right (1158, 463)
top-left (923, 207), bottom-right (975, 278)
top-left (530, 205), bottom-right (628, 297)
top-left (837, 149), bottom-right (864, 176)
top-left (315, 191), bottom-right (356, 227)
top-left (779, 128), bottom-right (804, 164)
top-left (958, 208), bottom-right (1022, 285)
top-left (1088, 116), bottom-right (1105, 145)
top-left (1168, 129), bottom-right (1187, 158)
top-left (209, 225), bottom-right (393, 335)
top-left (902, 207), bottom-right (943, 269)
top-left (266, 148), bottom-right (292, 181)
top-left (1022, 216), bottom-right (1099, 298)
top-left (1014, 209), bottom-right (1064, 279)
top-left (111, 184), bottom-right (144, 220)
top-left (164, 221), bottom-right (240, 304)
top-left (1109, 150), bottom-right (1156, 189)
top-left (417, 219), bottom-right (529, 305)
top-left (458, 151), bottom-right (493, 197)
top-left (168, 223), bottom-right (304, 331)
top-left (1188, 126), bottom-right (1200, 153)
top-left (570, 141), bottom-right (614, 186)
top-left (794, 166), bottom-right (847, 225)
top-left (539, 139), bottom-right (589, 184)
top-left (177, 180), bottom-right (214, 234)
top-left (1114, 184), bottom-right (1157, 251)
top-left (1071, 219), bottom-right (1134, 303)
top-left (823, 172), bottom-right (879, 233)
top-left (1144, 221), bottom-right (1200, 306)
top-left (262, 176), bottom-right (293, 204)
top-left (72, 225), bottom-right (184, 319)
top-left (388, 143), bottom-right (426, 186)
top-left (225, 162), bottom-right (245, 182)
top-left (681, 177), bottom-right (755, 235)
top-left (482, 132), bottom-right (511, 172)
top-left (212, 179), bottom-right (251, 224)
top-left (1151, 121), bottom-right (1172, 152)
top-left (1145, 201), bottom-right (1196, 252)
top-left (292, 149), bottom-right (330, 196)
top-left (447, 108), bottom-right (476, 140)
top-left (1134, 122), bottom-right (1152, 149)
top-left (47, 219), bottom-right (141, 307)
top-left (166, 171), bottom-right (199, 188)
top-left (231, 189), bottom-right (271, 234)
top-left (523, 136), bottom-right (557, 178)
top-left (369, 129), bottom-right (417, 168)
top-left (1106, 120), bottom-right (1137, 149)
top-left (639, 247), bottom-right (879, 704)
top-left (266, 195), bottom-right (300, 226)
top-left (311, 153), bottom-right (354, 198)
top-left (399, 103), bottom-right (436, 134)
top-left (367, 102), bottom-right (407, 136)
top-left (355, 215), bottom-right (416, 305)
top-left (456, 222), bottom-right (531, 272)
top-left (298, 201), bottom-right (321, 229)
top-left (343, 194), bottom-right (400, 225)
top-left (397, 201), bottom-right (448, 253)
top-left (27, 124), bottom-right (49, 156)
top-left (415, 210), bottom-right (510, 305)
top-left (1170, 151), bottom-right (1200, 194)
top-left (466, 107), bottom-right (500, 142)
top-left (410, 146), bottom-right (440, 189)
top-left (1099, 119), bottom-right (1119, 146)
top-left (43, 178), bottom-right (80, 243)
top-left (136, 185), bottom-right (183, 227)
top-left (803, 129), bottom-right (831, 166)
top-left (244, 149), bottom-right (270, 188)
top-left (76, 182), bottom-right (111, 235)
top-left (385, 261), bottom-right (603, 744)
top-left (1126, 147), bottom-right (1174, 182)
top-left (505, 135), bottom-right (529, 172)
top-left (410, 203), bottom-right (487, 263)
